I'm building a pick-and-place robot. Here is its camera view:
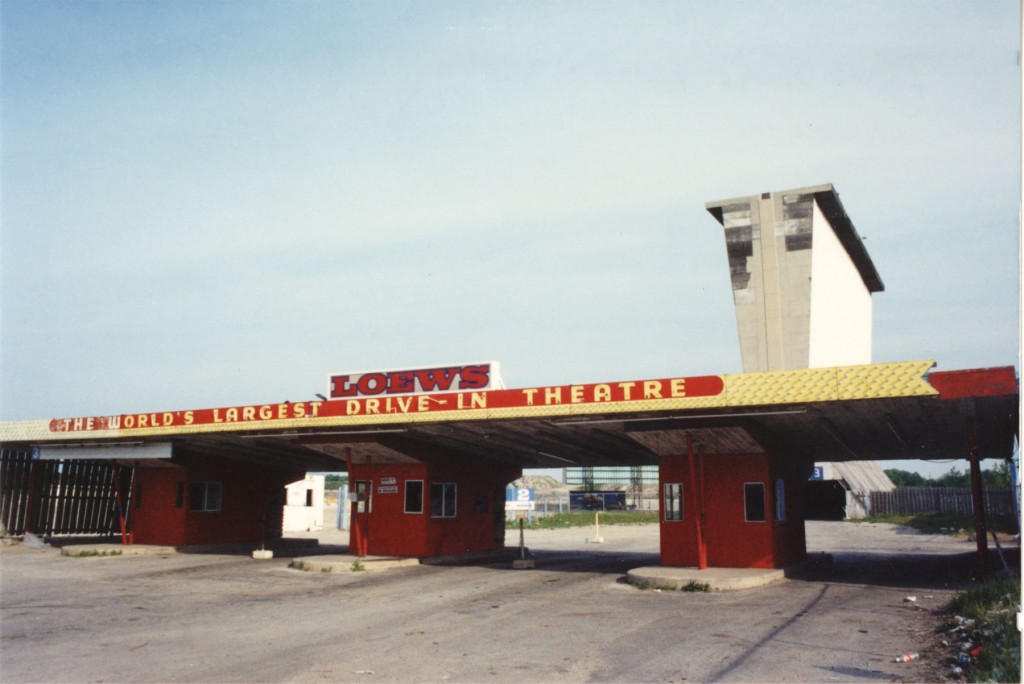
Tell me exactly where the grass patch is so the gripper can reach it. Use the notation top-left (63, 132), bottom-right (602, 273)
top-left (351, 559), bottom-right (365, 572)
top-left (941, 575), bottom-right (1020, 682)
top-left (288, 560), bottom-right (307, 571)
top-left (851, 512), bottom-right (1018, 536)
top-left (506, 512), bottom-right (658, 529)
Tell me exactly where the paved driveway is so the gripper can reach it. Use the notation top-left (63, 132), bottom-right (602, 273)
top-left (0, 522), bottom-right (997, 683)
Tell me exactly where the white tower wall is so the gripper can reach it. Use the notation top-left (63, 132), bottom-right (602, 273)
top-left (808, 200), bottom-right (873, 367)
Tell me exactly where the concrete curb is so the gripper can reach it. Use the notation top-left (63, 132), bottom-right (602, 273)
top-left (48, 537), bottom-right (321, 558)
top-left (625, 565), bottom-right (787, 591)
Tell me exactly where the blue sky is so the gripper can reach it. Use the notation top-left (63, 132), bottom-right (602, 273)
top-left (1, 1), bottom-right (1019, 477)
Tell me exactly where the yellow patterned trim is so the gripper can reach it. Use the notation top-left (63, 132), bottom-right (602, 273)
top-left (724, 360), bottom-right (936, 406)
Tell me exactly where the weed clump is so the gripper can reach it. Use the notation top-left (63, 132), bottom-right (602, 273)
top-left (681, 580), bottom-right (710, 592)
top-left (632, 579), bottom-right (710, 593)
top-left (940, 575), bottom-right (1020, 682)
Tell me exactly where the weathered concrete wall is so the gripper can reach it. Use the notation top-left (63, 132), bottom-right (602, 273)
top-left (708, 184), bottom-right (877, 372)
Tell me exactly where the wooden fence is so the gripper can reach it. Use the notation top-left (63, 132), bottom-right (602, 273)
top-left (1, 448), bottom-right (134, 536)
top-left (869, 487), bottom-right (1014, 516)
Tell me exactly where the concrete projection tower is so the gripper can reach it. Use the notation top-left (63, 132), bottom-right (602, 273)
top-left (706, 183), bottom-right (884, 373)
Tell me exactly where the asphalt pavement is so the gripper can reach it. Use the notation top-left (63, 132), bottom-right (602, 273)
top-left (0, 520), bottom-right (1005, 683)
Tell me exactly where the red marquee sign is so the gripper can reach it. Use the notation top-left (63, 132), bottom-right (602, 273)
top-left (47, 373), bottom-right (726, 434)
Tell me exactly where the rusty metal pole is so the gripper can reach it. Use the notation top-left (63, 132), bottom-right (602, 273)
top-left (965, 419), bottom-right (988, 581)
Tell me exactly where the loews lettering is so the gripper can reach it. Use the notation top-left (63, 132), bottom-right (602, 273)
top-left (329, 364), bottom-right (493, 399)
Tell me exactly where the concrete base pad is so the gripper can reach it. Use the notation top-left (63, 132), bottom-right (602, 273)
top-left (59, 543), bottom-right (177, 557)
top-left (290, 554), bottom-right (420, 572)
top-left (626, 565), bottom-right (786, 591)
top-left (292, 547), bottom-right (531, 572)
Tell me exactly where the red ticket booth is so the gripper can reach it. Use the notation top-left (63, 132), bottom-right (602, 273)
top-left (659, 439), bottom-right (809, 569)
top-left (347, 448), bottom-right (519, 558)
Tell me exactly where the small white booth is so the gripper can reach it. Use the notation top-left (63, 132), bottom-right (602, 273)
top-left (283, 474), bottom-right (325, 532)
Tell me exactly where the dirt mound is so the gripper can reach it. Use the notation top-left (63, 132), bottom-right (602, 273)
top-left (510, 474), bottom-right (567, 494)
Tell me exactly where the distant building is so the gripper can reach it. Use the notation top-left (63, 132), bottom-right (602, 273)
top-left (283, 474), bottom-right (325, 532)
top-left (807, 461), bottom-right (896, 519)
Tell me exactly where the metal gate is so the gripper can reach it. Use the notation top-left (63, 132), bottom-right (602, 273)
top-left (1, 448), bottom-right (135, 537)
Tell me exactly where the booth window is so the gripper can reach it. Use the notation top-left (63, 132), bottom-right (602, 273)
top-left (189, 481), bottom-right (222, 512)
top-left (405, 480), bottom-right (424, 514)
top-left (773, 478), bottom-right (786, 522)
top-left (744, 482), bottom-right (766, 522)
top-left (430, 482), bottom-right (457, 518)
top-left (353, 481), bottom-right (371, 513)
top-left (305, 489), bottom-right (314, 507)
top-left (663, 483), bottom-right (684, 521)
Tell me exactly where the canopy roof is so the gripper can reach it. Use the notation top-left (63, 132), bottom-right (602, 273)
top-left (1, 362), bottom-right (1016, 472)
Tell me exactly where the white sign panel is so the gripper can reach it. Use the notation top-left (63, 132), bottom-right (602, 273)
top-left (505, 487), bottom-right (536, 511)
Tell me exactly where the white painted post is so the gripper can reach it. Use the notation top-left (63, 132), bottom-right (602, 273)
top-left (337, 486), bottom-right (349, 530)
top-left (585, 511), bottom-right (604, 543)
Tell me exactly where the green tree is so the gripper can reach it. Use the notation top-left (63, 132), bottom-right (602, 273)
top-left (981, 461), bottom-right (1012, 488)
top-left (884, 469), bottom-right (928, 487)
top-left (932, 467), bottom-right (970, 488)
top-left (323, 474), bottom-right (348, 490)
top-left (887, 464), bottom-right (1014, 489)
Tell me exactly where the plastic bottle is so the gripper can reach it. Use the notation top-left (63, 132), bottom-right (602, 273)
top-left (894, 652), bottom-right (919, 663)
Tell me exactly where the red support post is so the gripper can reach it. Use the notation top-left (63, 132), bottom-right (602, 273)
top-left (363, 453), bottom-right (372, 557)
top-left (697, 446), bottom-right (708, 570)
top-left (966, 419), bottom-right (988, 581)
top-left (686, 434), bottom-right (707, 570)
